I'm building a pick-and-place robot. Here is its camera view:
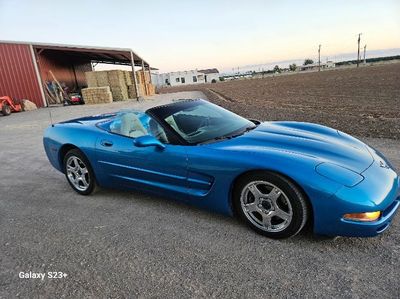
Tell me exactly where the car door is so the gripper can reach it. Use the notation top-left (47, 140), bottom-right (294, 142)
top-left (95, 113), bottom-right (189, 198)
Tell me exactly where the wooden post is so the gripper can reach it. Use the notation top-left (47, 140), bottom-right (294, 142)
top-left (141, 61), bottom-right (146, 84)
top-left (141, 60), bottom-right (146, 97)
top-left (147, 65), bottom-right (152, 84)
top-left (130, 51), bottom-right (139, 100)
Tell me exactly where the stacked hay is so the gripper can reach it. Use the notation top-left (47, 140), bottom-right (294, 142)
top-left (83, 70), bottom-right (154, 99)
top-left (135, 70), bottom-right (155, 96)
top-left (96, 71), bottom-right (109, 87)
top-left (124, 71), bottom-right (134, 86)
top-left (128, 85), bottom-right (137, 98)
top-left (124, 71), bottom-right (139, 98)
top-left (107, 70), bottom-right (129, 101)
top-left (85, 72), bottom-right (98, 87)
top-left (145, 84), bottom-right (156, 96)
top-left (81, 87), bottom-right (112, 104)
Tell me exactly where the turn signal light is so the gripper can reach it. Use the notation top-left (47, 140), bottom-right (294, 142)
top-left (343, 211), bottom-right (381, 222)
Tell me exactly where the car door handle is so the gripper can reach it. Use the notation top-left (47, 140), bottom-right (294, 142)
top-left (100, 140), bottom-right (113, 147)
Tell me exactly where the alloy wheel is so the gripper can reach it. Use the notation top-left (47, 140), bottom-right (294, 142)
top-left (240, 180), bottom-right (293, 232)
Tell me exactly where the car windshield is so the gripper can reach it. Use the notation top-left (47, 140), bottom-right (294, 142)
top-left (147, 99), bottom-right (256, 144)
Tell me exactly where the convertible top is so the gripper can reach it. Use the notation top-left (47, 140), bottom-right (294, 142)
top-left (146, 98), bottom-right (204, 119)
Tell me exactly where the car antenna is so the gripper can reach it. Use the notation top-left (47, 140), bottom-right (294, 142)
top-left (48, 106), bottom-right (54, 127)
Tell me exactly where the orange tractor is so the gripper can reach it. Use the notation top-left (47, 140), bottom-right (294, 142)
top-left (0, 96), bottom-right (23, 116)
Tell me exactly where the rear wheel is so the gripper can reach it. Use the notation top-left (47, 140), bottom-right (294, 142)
top-left (2, 104), bottom-right (11, 116)
top-left (63, 149), bottom-right (96, 195)
top-left (233, 171), bottom-right (309, 239)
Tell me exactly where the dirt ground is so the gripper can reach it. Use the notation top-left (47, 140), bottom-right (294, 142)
top-left (159, 63), bottom-right (400, 139)
top-left (0, 92), bottom-right (399, 298)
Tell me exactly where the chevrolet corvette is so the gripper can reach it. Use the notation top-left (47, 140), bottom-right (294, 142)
top-left (43, 99), bottom-right (400, 238)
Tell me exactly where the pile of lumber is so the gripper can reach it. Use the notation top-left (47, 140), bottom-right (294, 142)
top-left (81, 87), bottom-right (112, 104)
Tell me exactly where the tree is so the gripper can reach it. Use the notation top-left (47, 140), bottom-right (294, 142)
top-left (273, 65), bottom-right (281, 73)
top-left (289, 63), bottom-right (297, 71)
top-left (303, 59), bottom-right (314, 65)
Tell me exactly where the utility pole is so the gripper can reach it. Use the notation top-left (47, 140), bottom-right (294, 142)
top-left (363, 44), bottom-right (367, 64)
top-left (318, 44), bottom-right (321, 71)
top-left (357, 33), bottom-right (362, 67)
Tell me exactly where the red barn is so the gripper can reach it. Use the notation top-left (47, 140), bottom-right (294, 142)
top-left (0, 41), bottom-right (150, 107)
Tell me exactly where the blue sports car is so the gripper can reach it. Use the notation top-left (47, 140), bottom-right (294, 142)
top-left (43, 99), bottom-right (400, 239)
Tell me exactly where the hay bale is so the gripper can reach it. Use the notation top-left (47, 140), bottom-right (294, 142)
top-left (85, 72), bottom-right (98, 87)
top-left (95, 71), bottom-right (109, 87)
top-left (137, 83), bottom-right (146, 97)
top-left (145, 83), bottom-right (156, 96)
top-left (128, 85), bottom-right (137, 98)
top-left (136, 70), bottom-right (151, 84)
top-left (110, 86), bottom-right (129, 101)
top-left (81, 87), bottom-right (112, 104)
top-left (107, 70), bottom-right (126, 87)
top-left (22, 99), bottom-right (37, 111)
top-left (124, 71), bottom-right (134, 86)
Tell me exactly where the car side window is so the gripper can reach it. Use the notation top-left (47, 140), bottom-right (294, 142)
top-left (108, 112), bottom-right (169, 143)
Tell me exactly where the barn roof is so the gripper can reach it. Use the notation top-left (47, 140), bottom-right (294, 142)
top-left (0, 40), bottom-right (149, 67)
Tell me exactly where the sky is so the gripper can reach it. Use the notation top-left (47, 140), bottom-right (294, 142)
top-left (0, 0), bottom-right (399, 73)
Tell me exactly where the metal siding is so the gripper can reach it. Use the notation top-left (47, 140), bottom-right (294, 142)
top-left (0, 43), bottom-right (43, 107)
top-left (73, 62), bottom-right (92, 88)
top-left (37, 50), bottom-right (92, 91)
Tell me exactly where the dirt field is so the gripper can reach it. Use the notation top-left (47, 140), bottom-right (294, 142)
top-left (159, 63), bottom-right (400, 139)
top-left (1, 92), bottom-right (400, 298)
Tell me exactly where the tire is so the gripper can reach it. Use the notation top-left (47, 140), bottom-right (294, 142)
top-left (2, 104), bottom-right (11, 116)
top-left (63, 149), bottom-right (96, 195)
top-left (233, 171), bottom-right (309, 239)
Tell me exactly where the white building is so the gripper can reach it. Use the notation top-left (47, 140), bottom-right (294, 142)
top-left (156, 68), bottom-right (220, 87)
top-left (199, 68), bottom-right (220, 83)
top-left (299, 61), bottom-right (336, 71)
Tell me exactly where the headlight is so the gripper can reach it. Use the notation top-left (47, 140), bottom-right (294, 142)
top-left (343, 211), bottom-right (381, 222)
top-left (315, 162), bottom-right (364, 187)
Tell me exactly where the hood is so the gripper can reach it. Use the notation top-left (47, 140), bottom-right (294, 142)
top-left (207, 121), bottom-right (374, 174)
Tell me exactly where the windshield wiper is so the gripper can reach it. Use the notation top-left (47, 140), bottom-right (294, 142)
top-left (230, 125), bottom-right (256, 138)
top-left (199, 126), bottom-right (256, 145)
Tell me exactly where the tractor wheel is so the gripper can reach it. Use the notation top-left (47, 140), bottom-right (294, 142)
top-left (2, 104), bottom-right (11, 116)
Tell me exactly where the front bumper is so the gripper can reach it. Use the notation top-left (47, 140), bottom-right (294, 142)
top-left (313, 158), bottom-right (400, 237)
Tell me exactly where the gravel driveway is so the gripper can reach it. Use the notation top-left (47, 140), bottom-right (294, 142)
top-left (0, 91), bottom-right (399, 298)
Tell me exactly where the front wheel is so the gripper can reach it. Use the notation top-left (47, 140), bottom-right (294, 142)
top-left (233, 171), bottom-right (309, 239)
top-left (2, 104), bottom-right (11, 116)
top-left (63, 149), bottom-right (96, 195)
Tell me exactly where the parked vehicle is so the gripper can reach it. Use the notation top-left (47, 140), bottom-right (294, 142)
top-left (43, 99), bottom-right (400, 239)
top-left (0, 96), bottom-right (22, 116)
top-left (64, 92), bottom-right (84, 105)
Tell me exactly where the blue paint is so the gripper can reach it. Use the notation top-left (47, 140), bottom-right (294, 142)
top-left (43, 101), bottom-right (400, 237)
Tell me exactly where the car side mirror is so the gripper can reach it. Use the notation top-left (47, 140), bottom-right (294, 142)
top-left (133, 135), bottom-right (166, 150)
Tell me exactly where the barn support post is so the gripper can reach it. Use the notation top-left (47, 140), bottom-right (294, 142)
top-left (147, 65), bottom-right (152, 84)
top-left (130, 51), bottom-right (139, 100)
top-left (29, 45), bottom-right (47, 107)
top-left (141, 60), bottom-right (146, 94)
